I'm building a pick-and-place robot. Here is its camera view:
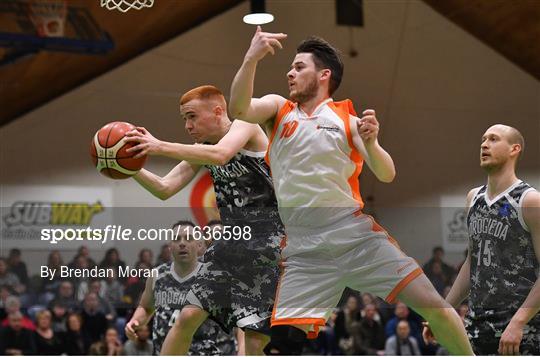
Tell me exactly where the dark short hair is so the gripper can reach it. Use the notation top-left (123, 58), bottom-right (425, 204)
top-left (433, 246), bottom-right (444, 254)
top-left (9, 249), bottom-right (21, 257)
top-left (172, 220), bottom-right (196, 241)
top-left (171, 220), bottom-right (196, 230)
top-left (297, 37), bottom-right (344, 96)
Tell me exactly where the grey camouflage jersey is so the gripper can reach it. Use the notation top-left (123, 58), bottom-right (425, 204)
top-left (152, 262), bottom-right (222, 355)
top-left (192, 148), bottom-right (282, 333)
top-left (466, 180), bottom-right (539, 352)
top-left (205, 148), bottom-right (284, 238)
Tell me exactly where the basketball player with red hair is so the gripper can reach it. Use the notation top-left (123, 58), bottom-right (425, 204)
top-left (125, 85), bottom-right (284, 355)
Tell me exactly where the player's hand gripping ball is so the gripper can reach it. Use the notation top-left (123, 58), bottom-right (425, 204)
top-left (90, 122), bottom-right (147, 179)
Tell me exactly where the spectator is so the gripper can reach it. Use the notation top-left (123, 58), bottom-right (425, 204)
top-left (103, 271), bottom-right (124, 307)
top-left (39, 251), bottom-right (64, 304)
top-left (358, 303), bottom-right (385, 354)
top-left (99, 248), bottom-right (127, 284)
top-left (34, 309), bottom-right (63, 355)
top-left (49, 300), bottom-right (68, 333)
top-left (384, 320), bottom-right (421, 355)
top-left (48, 281), bottom-right (78, 312)
top-left (61, 313), bottom-right (86, 355)
top-left (384, 302), bottom-right (422, 341)
top-left (89, 327), bottom-right (124, 355)
top-left (99, 248), bottom-right (126, 271)
top-left (123, 324), bottom-right (153, 355)
top-left (426, 261), bottom-right (448, 295)
top-left (81, 292), bottom-right (109, 348)
top-left (313, 309), bottom-right (340, 355)
top-left (136, 249), bottom-right (154, 268)
top-left (69, 246), bottom-right (97, 269)
top-left (1, 295), bottom-right (36, 330)
top-left (7, 249), bottom-right (28, 286)
top-left (335, 295), bottom-right (362, 353)
top-left (72, 255), bottom-right (94, 299)
top-left (422, 247), bottom-right (455, 284)
top-left (88, 279), bottom-right (116, 321)
top-left (0, 257), bottom-right (23, 295)
top-left (155, 244), bottom-right (171, 265)
top-left (0, 286), bottom-right (11, 310)
top-left (0, 311), bottom-right (37, 355)
top-left (123, 262), bottom-right (150, 306)
top-left (360, 293), bottom-right (383, 323)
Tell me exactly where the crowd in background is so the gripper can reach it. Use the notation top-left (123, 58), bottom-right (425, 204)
top-left (0, 245), bottom-right (467, 355)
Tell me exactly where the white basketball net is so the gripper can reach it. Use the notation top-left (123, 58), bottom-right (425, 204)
top-left (100, 0), bottom-right (154, 13)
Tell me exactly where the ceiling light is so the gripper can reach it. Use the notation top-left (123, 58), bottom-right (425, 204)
top-left (243, 0), bottom-right (274, 25)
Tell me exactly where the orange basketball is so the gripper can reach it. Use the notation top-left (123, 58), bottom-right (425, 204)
top-left (90, 122), bottom-right (147, 179)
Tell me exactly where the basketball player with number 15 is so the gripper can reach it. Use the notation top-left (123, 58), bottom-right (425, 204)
top-left (425, 125), bottom-right (540, 355)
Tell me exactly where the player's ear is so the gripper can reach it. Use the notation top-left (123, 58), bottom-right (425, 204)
top-left (510, 143), bottom-right (521, 158)
top-left (319, 69), bottom-right (331, 81)
top-left (213, 105), bottom-right (224, 118)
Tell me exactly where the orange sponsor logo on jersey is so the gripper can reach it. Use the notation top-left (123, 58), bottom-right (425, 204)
top-left (280, 120), bottom-right (299, 139)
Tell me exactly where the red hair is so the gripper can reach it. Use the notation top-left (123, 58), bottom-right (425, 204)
top-left (180, 85), bottom-right (226, 110)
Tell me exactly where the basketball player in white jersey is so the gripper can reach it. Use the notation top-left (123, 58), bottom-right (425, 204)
top-left (229, 27), bottom-right (474, 355)
top-left (424, 125), bottom-right (540, 355)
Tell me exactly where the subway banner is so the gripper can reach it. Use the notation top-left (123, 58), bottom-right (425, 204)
top-left (1, 185), bottom-right (113, 250)
top-left (1, 172), bottom-right (219, 251)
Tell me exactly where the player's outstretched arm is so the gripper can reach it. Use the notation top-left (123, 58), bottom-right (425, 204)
top-left (229, 26), bottom-right (287, 124)
top-left (133, 161), bottom-right (201, 200)
top-left (125, 276), bottom-right (155, 341)
top-left (499, 190), bottom-right (540, 355)
top-left (127, 121), bottom-right (260, 165)
top-left (350, 110), bottom-right (395, 183)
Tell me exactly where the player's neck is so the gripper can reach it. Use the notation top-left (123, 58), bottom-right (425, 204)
top-left (486, 166), bottom-right (518, 199)
top-left (209, 117), bottom-right (232, 144)
top-left (173, 260), bottom-right (198, 278)
top-left (298, 93), bottom-right (330, 116)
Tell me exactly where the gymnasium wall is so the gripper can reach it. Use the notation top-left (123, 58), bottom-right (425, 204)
top-left (1, 0), bottom-right (538, 275)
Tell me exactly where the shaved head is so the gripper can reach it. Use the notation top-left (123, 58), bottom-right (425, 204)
top-left (485, 124), bottom-right (524, 159)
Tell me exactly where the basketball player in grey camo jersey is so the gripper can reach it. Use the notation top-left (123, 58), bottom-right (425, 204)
top-left (125, 85), bottom-right (284, 355)
top-left (424, 124), bottom-right (540, 355)
top-left (124, 221), bottom-right (223, 355)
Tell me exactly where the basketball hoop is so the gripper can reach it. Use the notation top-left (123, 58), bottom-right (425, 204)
top-left (100, 0), bottom-right (154, 13)
top-left (28, 0), bottom-right (67, 38)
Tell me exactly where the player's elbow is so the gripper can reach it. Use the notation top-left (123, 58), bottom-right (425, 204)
top-left (156, 191), bottom-right (172, 200)
top-left (211, 150), bottom-right (233, 166)
top-left (156, 184), bottom-right (175, 200)
top-left (378, 170), bottom-right (396, 183)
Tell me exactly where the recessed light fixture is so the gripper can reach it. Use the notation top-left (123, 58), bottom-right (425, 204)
top-left (243, 0), bottom-right (274, 25)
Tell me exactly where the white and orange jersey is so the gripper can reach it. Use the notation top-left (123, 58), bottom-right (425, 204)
top-left (266, 98), bottom-right (364, 227)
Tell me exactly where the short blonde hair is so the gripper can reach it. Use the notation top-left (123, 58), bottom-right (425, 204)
top-left (505, 126), bottom-right (525, 159)
top-left (36, 309), bottom-right (52, 321)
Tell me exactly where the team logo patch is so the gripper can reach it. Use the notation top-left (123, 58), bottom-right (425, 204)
top-left (498, 203), bottom-right (510, 217)
top-left (316, 124), bottom-right (340, 132)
